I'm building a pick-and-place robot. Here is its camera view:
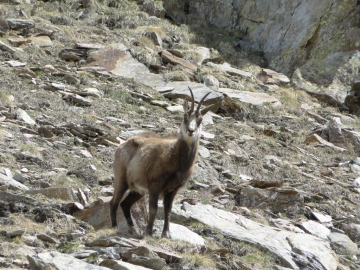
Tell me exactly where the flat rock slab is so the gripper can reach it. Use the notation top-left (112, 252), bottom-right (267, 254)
top-left (86, 43), bottom-right (165, 89)
top-left (161, 50), bottom-right (197, 71)
top-left (328, 232), bottom-right (358, 255)
top-left (163, 81), bottom-right (224, 111)
top-left (28, 252), bottom-right (109, 270)
top-left (299, 220), bottom-right (331, 239)
top-left (218, 88), bottom-right (281, 107)
top-left (169, 203), bottom-right (338, 270)
top-left (206, 62), bottom-right (252, 78)
top-left (154, 220), bottom-right (205, 246)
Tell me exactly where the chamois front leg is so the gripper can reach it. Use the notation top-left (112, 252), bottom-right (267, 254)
top-left (145, 192), bottom-right (159, 236)
top-left (162, 190), bottom-right (177, 238)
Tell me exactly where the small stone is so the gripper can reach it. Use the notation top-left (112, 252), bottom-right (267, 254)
top-left (354, 177), bottom-right (360, 186)
top-left (20, 168), bottom-right (29, 173)
top-left (166, 105), bottom-right (183, 112)
top-left (198, 145), bottom-right (210, 158)
top-left (7, 229), bottom-right (26, 238)
top-left (151, 100), bottom-right (169, 107)
top-left (80, 149), bottom-right (93, 158)
top-left (37, 234), bottom-right (58, 244)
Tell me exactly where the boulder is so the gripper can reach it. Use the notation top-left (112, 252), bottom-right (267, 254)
top-left (122, 246), bottom-right (166, 270)
top-left (86, 43), bottom-right (165, 88)
top-left (217, 88), bottom-right (281, 107)
top-left (258, 68), bottom-right (290, 85)
top-left (161, 50), bottom-right (197, 71)
top-left (163, 81), bottom-right (224, 111)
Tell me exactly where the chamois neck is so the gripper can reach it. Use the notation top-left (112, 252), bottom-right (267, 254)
top-left (175, 133), bottom-right (199, 167)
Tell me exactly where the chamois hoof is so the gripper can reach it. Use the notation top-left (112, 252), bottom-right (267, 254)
top-left (161, 231), bottom-right (171, 239)
top-left (128, 226), bottom-right (142, 238)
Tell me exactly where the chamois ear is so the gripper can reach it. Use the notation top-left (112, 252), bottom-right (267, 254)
top-left (200, 104), bottom-right (214, 116)
top-left (183, 99), bottom-right (189, 112)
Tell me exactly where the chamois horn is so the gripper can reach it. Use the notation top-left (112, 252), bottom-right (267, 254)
top-left (196, 91), bottom-right (212, 113)
top-left (188, 86), bottom-right (195, 112)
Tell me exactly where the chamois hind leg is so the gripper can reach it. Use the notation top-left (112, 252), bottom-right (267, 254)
top-left (120, 191), bottom-right (143, 236)
top-left (145, 192), bottom-right (159, 236)
top-left (110, 168), bottom-right (128, 228)
top-left (162, 190), bottom-right (177, 238)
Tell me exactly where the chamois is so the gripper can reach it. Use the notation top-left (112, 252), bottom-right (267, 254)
top-left (110, 87), bottom-right (214, 238)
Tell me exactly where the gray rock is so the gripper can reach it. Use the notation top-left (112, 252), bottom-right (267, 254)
top-left (328, 232), bottom-right (359, 255)
top-left (343, 129), bottom-right (360, 155)
top-left (198, 145), bottom-right (210, 158)
top-left (299, 220), bottom-right (331, 239)
top-left (258, 68), bottom-right (290, 85)
top-left (235, 186), bottom-right (303, 213)
top-left (0, 173), bottom-right (29, 191)
top-left (0, 191), bottom-right (35, 203)
top-left (142, 31), bottom-right (162, 47)
top-left (0, 41), bottom-right (16, 53)
top-left (85, 246), bottom-right (127, 260)
top-left (163, 81), bottom-right (224, 112)
top-left (206, 62), bottom-right (252, 78)
top-left (161, 50), bottom-right (197, 71)
top-left (218, 88), bottom-right (281, 107)
top-left (270, 219), bottom-right (305, 234)
top-left (37, 234), bottom-right (58, 244)
top-left (16, 108), bottom-right (36, 126)
top-left (29, 36), bottom-right (53, 47)
top-left (27, 187), bottom-right (77, 201)
top-left (154, 220), bottom-right (205, 246)
top-left (311, 211), bottom-right (332, 224)
top-left (27, 252), bottom-right (109, 270)
top-left (342, 223), bottom-right (360, 244)
top-left (6, 19), bottom-right (35, 30)
top-left (168, 203), bottom-right (338, 270)
top-left (7, 229), bottom-right (26, 238)
top-left (122, 246), bottom-right (166, 270)
top-left (194, 47), bottom-right (211, 66)
top-left (204, 75), bottom-right (219, 91)
top-left (72, 250), bottom-right (99, 259)
top-left (85, 43), bottom-right (165, 89)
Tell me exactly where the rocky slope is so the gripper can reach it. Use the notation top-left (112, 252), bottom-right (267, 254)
top-left (0, 0), bottom-right (359, 269)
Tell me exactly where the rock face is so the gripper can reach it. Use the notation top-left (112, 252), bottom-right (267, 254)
top-left (164, 0), bottom-right (360, 76)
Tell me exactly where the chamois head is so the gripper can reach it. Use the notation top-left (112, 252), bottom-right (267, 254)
top-left (180, 87), bottom-right (214, 142)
